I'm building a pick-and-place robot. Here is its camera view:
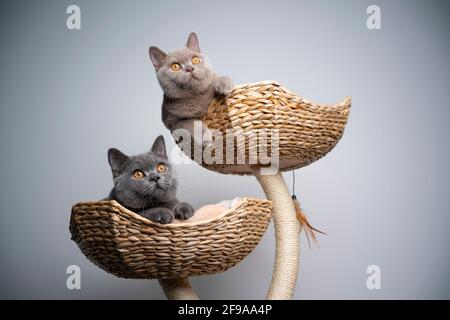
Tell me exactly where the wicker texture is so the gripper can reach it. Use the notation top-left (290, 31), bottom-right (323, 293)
top-left (186, 80), bottom-right (351, 175)
top-left (70, 198), bottom-right (272, 279)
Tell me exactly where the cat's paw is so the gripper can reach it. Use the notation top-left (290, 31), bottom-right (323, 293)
top-left (191, 122), bottom-right (212, 147)
top-left (143, 208), bottom-right (174, 224)
top-left (201, 126), bottom-right (213, 147)
top-left (173, 202), bottom-right (195, 220)
top-left (214, 77), bottom-right (233, 96)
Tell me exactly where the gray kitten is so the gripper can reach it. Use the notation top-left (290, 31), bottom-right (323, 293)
top-left (149, 32), bottom-right (233, 144)
top-left (106, 135), bottom-right (194, 224)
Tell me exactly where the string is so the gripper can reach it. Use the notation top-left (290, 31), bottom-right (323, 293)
top-left (292, 170), bottom-right (296, 197)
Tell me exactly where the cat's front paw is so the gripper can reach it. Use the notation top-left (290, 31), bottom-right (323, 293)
top-left (214, 77), bottom-right (233, 96)
top-left (201, 126), bottom-right (213, 147)
top-left (173, 202), bottom-right (195, 220)
top-left (191, 122), bottom-right (212, 147)
top-left (142, 208), bottom-right (174, 224)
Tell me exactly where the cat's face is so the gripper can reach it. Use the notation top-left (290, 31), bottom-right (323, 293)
top-left (149, 33), bottom-right (215, 98)
top-left (108, 136), bottom-right (177, 208)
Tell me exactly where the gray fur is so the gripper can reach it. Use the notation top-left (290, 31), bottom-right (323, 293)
top-left (149, 32), bottom-right (233, 143)
top-left (106, 135), bottom-right (194, 224)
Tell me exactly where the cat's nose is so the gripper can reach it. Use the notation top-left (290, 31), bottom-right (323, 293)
top-left (148, 173), bottom-right (160, 182)
top-left (185, 66), bottom-right (194, 72)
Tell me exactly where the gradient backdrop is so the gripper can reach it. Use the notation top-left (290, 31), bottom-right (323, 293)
top-left (0, 0), bottom-right (449, 299)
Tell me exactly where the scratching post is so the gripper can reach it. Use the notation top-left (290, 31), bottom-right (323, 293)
top-left (158, 277), bottom-right (199, 300)
top-left (253, 169), bottom-right (300, 299)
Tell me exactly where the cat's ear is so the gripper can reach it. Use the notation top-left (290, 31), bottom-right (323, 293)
top-left (108, 148), bottom-right (129, 176)
top-left (151, 135), bottom-right (167, 159)
top-left (186, 32), bottom-right (200, 53)
top-left (149, 46), bottom-right (167, 70)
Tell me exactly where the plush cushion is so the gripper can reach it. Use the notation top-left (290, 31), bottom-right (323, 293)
top-left (173, 198), bottom-right (241, 224)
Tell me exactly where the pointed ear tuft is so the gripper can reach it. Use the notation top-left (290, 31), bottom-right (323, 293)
top-left (151, 135), bottom-right (167, 159)
top-left (149, 46), bottom-right (167, 70)
top-left (186, 32), bottom-right (200, 53)
top-left (108, 148), bottom-right (129, 175)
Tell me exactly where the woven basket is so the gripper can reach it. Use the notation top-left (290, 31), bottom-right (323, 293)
top-left (70, 198), bottom-right (272, 279)
top-left (182, 80), bottom-right (351, 175)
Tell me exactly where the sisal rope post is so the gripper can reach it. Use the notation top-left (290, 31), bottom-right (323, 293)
top-left (252, 168), bottom-right (300, 300)
top-left (158, 277), bottom-right (199, 300)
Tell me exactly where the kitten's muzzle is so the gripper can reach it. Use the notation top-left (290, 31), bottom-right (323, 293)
top-left (185, 66), bottom-right (194, 73)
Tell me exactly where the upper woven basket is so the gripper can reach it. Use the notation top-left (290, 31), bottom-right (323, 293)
top-left (70, 198), bottom-right (272, 279)
top-left (182, 81), bottom-right (351, 175)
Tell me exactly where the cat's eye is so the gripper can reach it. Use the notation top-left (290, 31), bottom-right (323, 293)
top-left (170, 63), bottom-right (181, 71)
top-left (132, 170), bottom-right (145, 179)
top-left (156, 163), bottom-right (167, 173)
top-left (191, 56), bottom-right (201, 65)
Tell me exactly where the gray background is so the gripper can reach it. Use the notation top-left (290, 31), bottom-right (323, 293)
top-left (0, 0), bottom-right (449, 299)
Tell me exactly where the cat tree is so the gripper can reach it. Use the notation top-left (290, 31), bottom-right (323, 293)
top-left (70, 81), bottom-right (351, 300)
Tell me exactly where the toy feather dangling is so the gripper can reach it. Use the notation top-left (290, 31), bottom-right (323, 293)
top-left (292, 195), bottom-right (326, 248)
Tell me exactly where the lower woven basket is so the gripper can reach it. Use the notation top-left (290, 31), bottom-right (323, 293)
top-left (70, 198), bottom-right (272, 279)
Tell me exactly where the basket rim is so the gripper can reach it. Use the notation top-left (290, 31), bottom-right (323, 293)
top-left (231, 80), bottom-right (352, 110)
top-left (71, 197), bottom-right (272, 229)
